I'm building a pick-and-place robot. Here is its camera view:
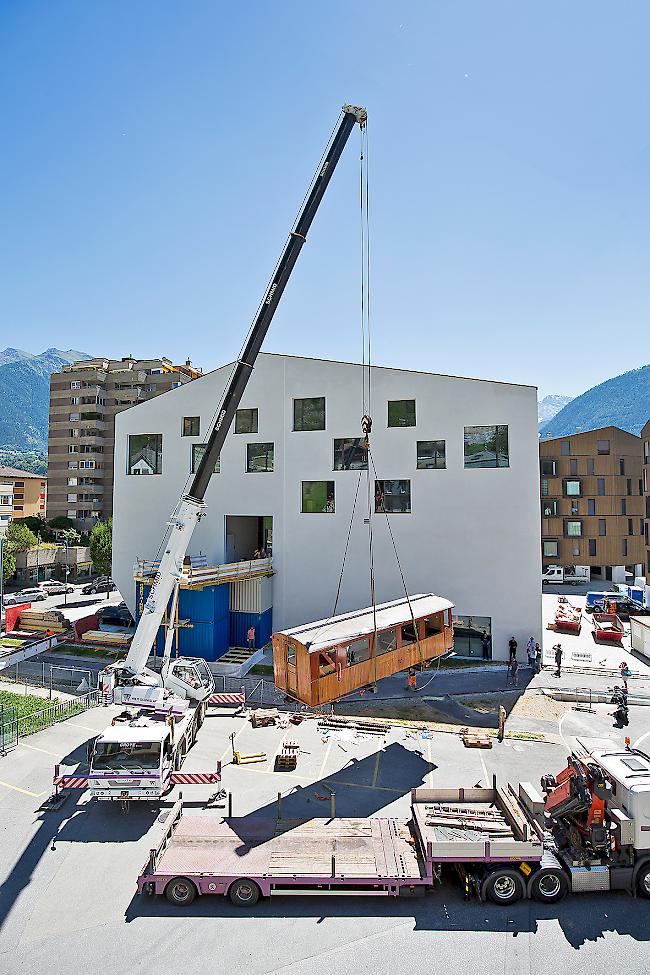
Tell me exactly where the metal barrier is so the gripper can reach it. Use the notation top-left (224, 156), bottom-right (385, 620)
top-left (0, 689), bottom-right (102, 750)
top-left (0, 661), bottom-right (97, 696)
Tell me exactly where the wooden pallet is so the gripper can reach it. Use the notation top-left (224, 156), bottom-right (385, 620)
top-left (274, 742), bottom-right (299, 771)
top-left (461, 733), bottom-right (493, 749)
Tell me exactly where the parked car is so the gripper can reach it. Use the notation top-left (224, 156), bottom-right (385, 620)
top-left (97, 602), bottom-right (134, 626)
top-left (39, 581), bottom-right (75, 595)
top-left (3, 589), bottom-right (47, 606)
top-left (82, 579), bottom-right (117, 595)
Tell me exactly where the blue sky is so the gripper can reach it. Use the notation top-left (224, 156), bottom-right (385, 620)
top-left (1, 1), bottom-right (648, 399)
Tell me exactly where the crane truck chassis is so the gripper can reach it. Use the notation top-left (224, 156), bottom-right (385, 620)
top-left (138, 743), bottom-right (650, 906)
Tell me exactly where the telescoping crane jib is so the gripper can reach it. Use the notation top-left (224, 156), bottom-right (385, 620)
top-left (102, 104), bottom-right (367, 708)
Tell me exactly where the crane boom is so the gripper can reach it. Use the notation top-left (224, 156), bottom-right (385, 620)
top-left (119, 104), bottom-right (367, 682)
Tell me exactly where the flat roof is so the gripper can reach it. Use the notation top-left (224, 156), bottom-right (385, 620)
top-left (279, 593), bottom-right (454, 653)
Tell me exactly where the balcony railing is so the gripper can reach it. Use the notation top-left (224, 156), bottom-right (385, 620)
top-left (134, 557), bottom-right (273, 589)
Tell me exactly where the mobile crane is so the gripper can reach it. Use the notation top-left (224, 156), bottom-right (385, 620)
top-left (87, 105), bottom-right (368, 802)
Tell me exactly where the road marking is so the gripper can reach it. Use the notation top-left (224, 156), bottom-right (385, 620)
top-left (20, 742), bottom-right (61, 757)
top-left (634, 730), bottom-right (650, 749)
top-left (318, 738), bottom-right (333, 780)
top-left (0, 779), bottom-right (44, 798)
top-left (66, 722), bottom-right (103, 733)
top-left (219, 717), bottom-right (248, 762)
top-left (371, 750), bottom-right (381, 787)
top-left (479, 748), bottom-right (489, 786)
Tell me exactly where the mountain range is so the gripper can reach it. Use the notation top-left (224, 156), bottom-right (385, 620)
top-left (0, 348), bottom-right (91, 451)
top-left (538, 394), bottom-right (573, 428)
top-left (539, 364), bottom-right (650, 439)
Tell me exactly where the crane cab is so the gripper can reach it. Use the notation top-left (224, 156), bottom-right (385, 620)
top-left (272, 593), bottom-right (454, 707)
top-left (163, 657), bottom-right (215, 703)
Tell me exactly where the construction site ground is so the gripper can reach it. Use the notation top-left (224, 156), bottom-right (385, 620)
top-left (1, 669), bottom-right (649, 975)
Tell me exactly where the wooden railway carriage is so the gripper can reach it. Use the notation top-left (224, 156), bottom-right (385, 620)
top-left (272, 593), bottom-right (454, 707)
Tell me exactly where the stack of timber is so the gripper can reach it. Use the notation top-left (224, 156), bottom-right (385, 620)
top-left (18, 609), bottom-right (69, 635)
top-left (317, 715), bottom-right (389, 736)
top-left (251, 708), bottom-right (280, 728)
top-left (81, 629), bottom-right (132, 648)
top-left (462, 731), bottom-right (493, 749)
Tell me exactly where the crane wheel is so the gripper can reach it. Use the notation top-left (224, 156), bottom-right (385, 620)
top-left (636, 864), bottom-right (650, 898)
top-left (485, 870), bottom-right (524, 905)
top-left (165, 877), bottom-right (197, 906)
top-left (174, 744), bottom-right (186, 770)
top-left (530, 869), bottom-right (567, 903)
top-left (229, 878), bottom-right (261, 907)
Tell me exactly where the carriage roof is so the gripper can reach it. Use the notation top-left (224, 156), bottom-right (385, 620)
top-left (279, 593), bottom-right (454, 654)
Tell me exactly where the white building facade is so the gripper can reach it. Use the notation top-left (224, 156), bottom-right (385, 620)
top-left (113, 354), bottom-right (542, 662)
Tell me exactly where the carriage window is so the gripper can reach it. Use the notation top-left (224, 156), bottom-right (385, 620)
top-left (376, 629), bottom-right (397, 655)
top-left (346, 638), bottom-right (370, 665)
top-left (401, 622), bottom-right (418, 646)
top-left (423, 614), bottom-right (442, 637)
top-left (318, 652), bottom-right (336, 676)
top-left (287, 644), bottom-right (296, 666)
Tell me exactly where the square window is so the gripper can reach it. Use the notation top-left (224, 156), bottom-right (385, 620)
top-left (401, 621), bottom-right (418, 646)
top-left (540, 459), bottom-right (556, 476)
top-left (182, 416), bottom-right (200, 437)
top-left (128, 434), bottom-right (162, 475)
top-left (301, 481), bottom-right (335, 513)
top-left (417, 440), bottom-right (446, 470)
top-left (388, 400), bottom-right (416, 428)
top-left (543, 539), bottom-right (559, 558)
top-left (294, 397), bottom-right (325, 431)
top-left (246, 443), bottom-right (274, 473)
top-left (376, 629), bottom-right (397, 656)
top-left (542, 499), bottom-right (558, 517)
top-left (565, 520), bottom-right (582, 537)
top-left (597, 439), bottom-right (610, 455)
top-left (375, 479), bottom-right (411, 513)
top-left (423, 614), bottom-right (443, 637)
top-left (191, 444), bottom-right (220, 474)
top-left (565, 479), bottom-right (581, 496)
top-left (235, 408), bottom-right (258, 434)
top-left (463, 425), bottom-right (509, 468)
top-left (333, 438), bottom-right (368, 471)
top-left (560, 441), bottom-right (571, 456)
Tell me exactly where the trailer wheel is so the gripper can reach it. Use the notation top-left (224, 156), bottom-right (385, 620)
top-left (165, 877), bottom-right (197, 906)
top-left (530, 869), bottom-right (568, 903)
top-left (196, 704), bottom-right (205, 729)
top-left (636, 864), bottom-right (650, 898)
top-left (229, 878), bottom-right (261, 907)
top-left (485, 870), bottom-right (524, 905)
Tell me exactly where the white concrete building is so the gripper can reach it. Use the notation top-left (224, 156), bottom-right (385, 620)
top-left (0, 483), bottom-right (13, 535)
top-left (113, 353), bottom-right (542, 662)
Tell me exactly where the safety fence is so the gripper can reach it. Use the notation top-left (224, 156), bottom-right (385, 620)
top-left (0, 688), bottom-right (102, 754)
top-left (0, 661), bottom-right (98, 696)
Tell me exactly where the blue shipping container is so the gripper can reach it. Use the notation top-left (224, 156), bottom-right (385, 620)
top-left (135, 581), bottom-right (230, 662)
top-left (230, 608), bottom-right (273, 649)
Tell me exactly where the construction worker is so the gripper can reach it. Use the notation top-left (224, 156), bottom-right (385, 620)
top-left (407, 668), bottom-right (417, 691)
top-left (498, 705), bottom-right (506, 742)
top-left (554, 643), bottom-right (563, 677)
top-left (247, 625), bottom-right (255, 650)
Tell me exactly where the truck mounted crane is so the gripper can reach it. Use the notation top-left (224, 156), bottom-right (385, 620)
top-left (88, 105), bottom-right (367, 801)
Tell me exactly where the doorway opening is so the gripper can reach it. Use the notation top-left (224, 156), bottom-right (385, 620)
top-left (225, 515), bottom-right (273, 563)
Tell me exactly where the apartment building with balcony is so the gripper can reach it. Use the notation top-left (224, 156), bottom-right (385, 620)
top-left (0, 482), bottom-right (13, 535)
top-left (47, 356), bottom-right (201, 529)
top-left (539, 426), bottom-right (644, 583)
top-left (0, 466), bottom-right (47, 522)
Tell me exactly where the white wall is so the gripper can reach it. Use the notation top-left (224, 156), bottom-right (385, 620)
top-left (113, 354), bottom-right (542, 660)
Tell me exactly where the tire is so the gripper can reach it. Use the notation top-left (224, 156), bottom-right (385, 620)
top-left (636, 863), bottom-right (650, 899)
top-left (229, 878), bottom-right (260, 907)
top-left (485, 870), bottom-right (524, 905)
top-left (174, 744), bottom-right (186, 770)
top-left (196, 704), bottom-right (205, 729)
top-left (530, 868), bottom-right (568, 903)
top-left (165, 877), bottom-right (197, 906)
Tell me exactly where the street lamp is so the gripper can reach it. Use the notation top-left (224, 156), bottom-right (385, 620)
top-left (64, 538), bottom-right (70, 606)
top-left (36, 533), bottom-right (41, 585)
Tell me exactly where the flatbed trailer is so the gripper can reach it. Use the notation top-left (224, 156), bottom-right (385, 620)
top-left (138, 784), bottom-right (569, 907)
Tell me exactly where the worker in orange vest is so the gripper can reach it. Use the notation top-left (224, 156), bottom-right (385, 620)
top-left (407, 668), bottom-right (417, 691)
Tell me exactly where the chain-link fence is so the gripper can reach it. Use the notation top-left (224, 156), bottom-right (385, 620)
top-left (0, 661), bottom-right (98, 697)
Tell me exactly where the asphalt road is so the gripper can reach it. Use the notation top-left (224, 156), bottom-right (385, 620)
top-left (0, 694), bottom-right (649, 975)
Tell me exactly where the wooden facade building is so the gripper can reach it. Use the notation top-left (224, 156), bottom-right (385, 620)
top-left (272, 593), bottom-right (454, 707)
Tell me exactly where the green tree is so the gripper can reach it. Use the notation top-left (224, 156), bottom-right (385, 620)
top-left (2, 542), bottom-right (16, 583)
top-left (48, 516), bottom-right (74, 530)
top-left (59, 527), bottom-right (82, 545)
top-left (5, 521), bottom-right (38, 552)
top-left (89, 518), bottom-right (112, 577)
top-left (15, 517), bottom-right (54, 542)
